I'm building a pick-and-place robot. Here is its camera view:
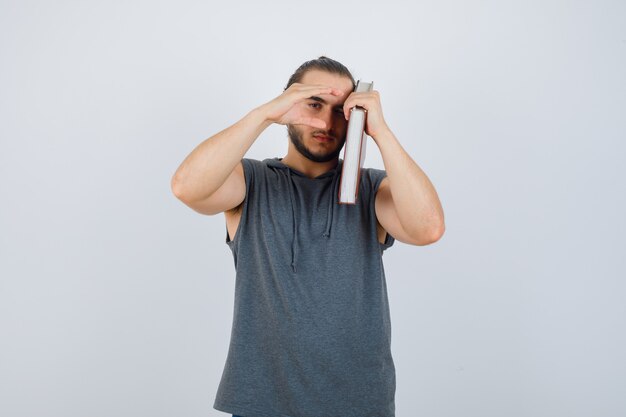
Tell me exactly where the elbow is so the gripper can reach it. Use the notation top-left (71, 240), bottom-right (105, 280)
top-left (170, 174), bottom-right (186, 200)
top-left (425, 208), bottom-right (446, 243)
top-left (414, 219), bottom-right (445, 245)
top-left (429, 221), bottom-right (445, 243)
top-left (402, 221), bottom-right (445, 246)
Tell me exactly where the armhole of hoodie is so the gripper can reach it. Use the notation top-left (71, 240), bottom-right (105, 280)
top-left (225, 158), bottom-right (254, 250)
top-left (370, 168), bottom-right (396, 252)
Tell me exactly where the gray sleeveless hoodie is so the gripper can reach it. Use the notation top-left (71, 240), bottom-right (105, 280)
top-left (214, 157), bottom-right (396, 417)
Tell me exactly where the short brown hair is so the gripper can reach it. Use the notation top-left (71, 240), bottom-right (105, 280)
top-left (284, 56), bottom-right (356, 91)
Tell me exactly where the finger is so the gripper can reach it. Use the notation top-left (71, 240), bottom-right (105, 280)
top-left (292, 117), bottom-right (327, 129)
top-left (329, 87), bottom-right (344, 96)
top-left (343, 99), bottom-right (359, 120)
top-left (297, 84), bottom-right (341, 93)
top-left (344, 100), bottom-right (370, 120)
top-left (294, 85), bottom-right (344, 98)
top-left (342, 93), bottom-right (359, 116)
top-left (344, 94), bottom-right (372, 110)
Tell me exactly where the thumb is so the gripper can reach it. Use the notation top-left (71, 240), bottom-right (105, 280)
top-left (291, 117), bottom-right (327, 129)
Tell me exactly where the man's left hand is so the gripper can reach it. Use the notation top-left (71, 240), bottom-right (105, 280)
top-left (342, 89), bottom-right (390, 141)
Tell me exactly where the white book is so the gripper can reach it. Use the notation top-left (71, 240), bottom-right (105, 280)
top-left (338, 80), bottom-right (374, 204)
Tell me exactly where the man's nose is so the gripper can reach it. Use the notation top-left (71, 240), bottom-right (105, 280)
top-left (321, 107), bottom-right (336, 131)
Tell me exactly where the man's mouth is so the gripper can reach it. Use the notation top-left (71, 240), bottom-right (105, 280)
top-left (313, 134), bottom-right (334, 142)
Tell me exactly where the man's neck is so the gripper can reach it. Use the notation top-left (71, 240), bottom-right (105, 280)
top-left (280, 153), bottom-right (339, 179)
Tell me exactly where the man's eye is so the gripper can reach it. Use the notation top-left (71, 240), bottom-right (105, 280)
top-left (308, 103), bottom-right (321, 109)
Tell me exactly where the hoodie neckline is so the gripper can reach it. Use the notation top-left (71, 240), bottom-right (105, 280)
top-left (263, 157), bottom-right (343, 179)
top-left (262, 157), bottom-right (343, 274)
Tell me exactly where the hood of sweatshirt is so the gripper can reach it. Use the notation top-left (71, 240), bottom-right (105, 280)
top-left (262, 157), bottom-right (344, 273)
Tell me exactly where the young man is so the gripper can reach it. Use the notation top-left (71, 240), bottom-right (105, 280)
top-left (171, 56), bottom-right (445, 417)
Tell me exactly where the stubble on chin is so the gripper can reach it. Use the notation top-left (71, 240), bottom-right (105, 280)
top-left (286, 125), bottom-right (344, 163)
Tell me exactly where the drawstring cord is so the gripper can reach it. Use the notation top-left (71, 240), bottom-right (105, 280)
top-left (282, 159), bottom-right (341, 273)
top-left (286, 169), bottom-right (298, 273)
top-left (322, 169), bottom-right (340, 238)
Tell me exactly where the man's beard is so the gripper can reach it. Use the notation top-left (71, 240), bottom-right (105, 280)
top-left (287, 125), bottom-right (345, 163)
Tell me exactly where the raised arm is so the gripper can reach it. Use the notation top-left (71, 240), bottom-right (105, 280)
top-left (170, 108), bottom-right (269, 215)
top-left (170, 84), bottom-right (345, 215)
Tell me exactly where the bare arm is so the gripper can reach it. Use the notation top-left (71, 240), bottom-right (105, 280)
top-left (170, 107), bottom-right (271, 215)
top-left (342, 87), bottom-right (445, 245)
top-left (170, 84), bottom-right (345, 215)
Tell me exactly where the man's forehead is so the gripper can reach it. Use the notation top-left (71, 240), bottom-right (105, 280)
top-left (300, 70), bottom-right (354, 94)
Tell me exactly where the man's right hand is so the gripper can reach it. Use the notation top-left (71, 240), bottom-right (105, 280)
top-left (172, 83), bottom-right (343, 216)
top-left (260, 83), bottom-right (344, 129)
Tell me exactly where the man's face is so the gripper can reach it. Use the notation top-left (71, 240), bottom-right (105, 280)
top-left (287, 69), bottom-right (354, 163)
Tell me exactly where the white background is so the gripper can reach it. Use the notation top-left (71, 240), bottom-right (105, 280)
top-left (1, 0), bottom-right (625, 416)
